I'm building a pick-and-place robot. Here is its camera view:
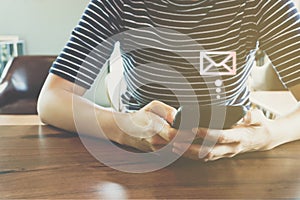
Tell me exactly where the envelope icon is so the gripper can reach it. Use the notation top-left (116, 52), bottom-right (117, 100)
top-left (200, 51), bottom-right (236, 76)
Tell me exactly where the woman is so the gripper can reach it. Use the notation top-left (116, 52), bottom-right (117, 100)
top-left (38, 0), bottom-right (300, 161)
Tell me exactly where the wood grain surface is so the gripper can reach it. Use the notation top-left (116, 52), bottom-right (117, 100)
top-left (1, 125), bottom-right (300, 199)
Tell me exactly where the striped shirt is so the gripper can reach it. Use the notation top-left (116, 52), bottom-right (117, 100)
top-left (50, 0), bottom-right (300, 110)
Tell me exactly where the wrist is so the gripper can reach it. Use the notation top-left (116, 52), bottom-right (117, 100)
top-left (265, 119), bottom-right (289, 149)
top-left (110, 112), bottom-right (150, 150)
top-left (95, 108), bottom-right (128, 144)
top-left (266, 105), bottom-right (300, 150)
top-left (264, 120), bottom-right (278, 149)
top-left (114, 112), bottom-right (136, 145)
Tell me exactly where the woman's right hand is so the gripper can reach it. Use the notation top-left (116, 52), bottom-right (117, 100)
top-left (114, 100), bottom-right (178, 152)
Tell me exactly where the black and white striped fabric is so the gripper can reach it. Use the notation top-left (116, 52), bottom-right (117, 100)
top-left (50, 0), bottom-right (300, 110)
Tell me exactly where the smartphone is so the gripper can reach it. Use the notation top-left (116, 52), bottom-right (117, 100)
top-left (172, 105), bottom-right (247, 130)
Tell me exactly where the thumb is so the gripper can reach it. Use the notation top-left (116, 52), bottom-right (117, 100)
top-left (242, 109), bottom-right (268, 125)
top-left (144, 100), bottom-right (177, 124)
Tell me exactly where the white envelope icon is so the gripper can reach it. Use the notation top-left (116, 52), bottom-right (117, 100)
top-left (200, 51), bottom-right (236, 76)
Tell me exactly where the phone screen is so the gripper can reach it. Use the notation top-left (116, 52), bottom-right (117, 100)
top-left (172, 105), bottom-right (247, 130)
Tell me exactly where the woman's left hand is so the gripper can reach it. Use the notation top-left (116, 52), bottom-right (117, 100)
top-left (172, 109), bottom-right (278, 161)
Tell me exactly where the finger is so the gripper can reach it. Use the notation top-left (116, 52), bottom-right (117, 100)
top-left (137, 143), bottom-right (166, 153)
top-left (204, 144), bottom-right (239, 161)
top-left (127, 111), bottom-right (167, 138)
top-left (173, 143), bottom-right (239, 161)
top-left (158, 123), bottom-right (178, 141)
top-left (142, 111), bottom-right (178, 141)
top-left (162, 129), bottom-right (196, 143)
top-left (192, 127), bottom-right (209, 138)
top-left (135, 135), bottom-right (169, 152)
top-left (143, 135), bottom-right (168, 145)
top-left (249, 109), bottom-right (268, 124)
top-left (243, 109), bottom-right (267, 125)
top-left (173, 143), bottom-right (210, 160)
top-left (173, 143), bottom-right (200, 160)
top-left (192, 128), bottom-right (224, 143)
top-left (127, 136), bottom-right (153, 152)
top-left (151, 144), bottom-right (168, 151)
top-left (242, 110), bottom-right (252, 125)
top-left (192, 128), bottom-right (242, 144)
top-left (144, 100), bottom-right (177, 124)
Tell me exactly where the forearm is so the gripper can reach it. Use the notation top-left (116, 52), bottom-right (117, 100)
top-left (37, 87), bottom-right (125, 143)
top-left (268, 104), bottom-right (300, 147)
top-left (37, 85), bottom-right (172, 152)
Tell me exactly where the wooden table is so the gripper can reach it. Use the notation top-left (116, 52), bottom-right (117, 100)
top-left (0, 115), bottom-right (43, 126)
top-left (1, 116), bottom-right (300, 199)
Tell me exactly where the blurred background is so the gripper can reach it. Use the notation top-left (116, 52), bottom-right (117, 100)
top-left (0, 0), bottom-right (299, 55)
top-left (0, 0), bottom-right (88, 55)
top-left (0, 0), bottom-right (299, 97)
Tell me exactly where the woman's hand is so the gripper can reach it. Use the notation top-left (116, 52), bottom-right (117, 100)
top-left (115, 100), bottom-right (178, 152)
top-left (172, 109), bottom-right (278, 161)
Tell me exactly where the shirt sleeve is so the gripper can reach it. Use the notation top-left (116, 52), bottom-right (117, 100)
top-left (257, 0), bottom-right (300, 88)
top-left (50, 0), bottom-right (124, 89)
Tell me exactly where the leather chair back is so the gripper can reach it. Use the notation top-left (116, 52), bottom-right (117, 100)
top-left (0, 55), bottom-right (56, 114)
